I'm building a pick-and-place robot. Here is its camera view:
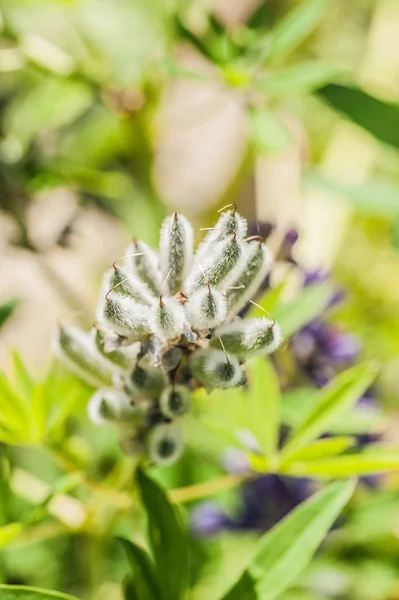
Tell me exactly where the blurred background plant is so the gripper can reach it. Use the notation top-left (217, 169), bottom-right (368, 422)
top-left (1, 0), bottom-right (399, 599)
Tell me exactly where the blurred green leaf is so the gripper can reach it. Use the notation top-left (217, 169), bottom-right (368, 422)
top-left (318, 84), bottom-right (399, 149)
top-left (268, 0), bottom-right (330, 64)
top-left (136, 468), bottom-right (187, 600)
top-left (248, 107), bottom-right (292, 154)
top-left (0, 586), bottom-right (79, 599)
top-left (222, 480), bottom-right (355, 600)
top-left (119, 538), bottom-right (160, 600)
top-left (304, 170), bottom-right (399, 217)
top-left (283, 362), bottom-right (378, 457)
top-left (282, 437), bottom-right (355, 463)
top-left (283, 448), bottom-right (399, 478)
top-left (11, 352), bottom-right (34, 405)
top-left (0, 523), bottom-right (23, 548)
top-left (259, 61), bottom-right (345, 97)
top-left (123, 578), bottom-right (141, 600)
top-left (221, 572), bottom-right (257, 600)
top-left (246, 357), bottom-right (281, 457)
top-left (0, 299), bottom-right (19, 329)
top-left (272, 281), bottom-right (334, 339)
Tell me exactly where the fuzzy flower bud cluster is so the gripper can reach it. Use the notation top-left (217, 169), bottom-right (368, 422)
top-left (54, 208), bottom-right (282, 466)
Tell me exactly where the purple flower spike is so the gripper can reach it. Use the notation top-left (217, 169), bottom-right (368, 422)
top-left (278, 228), bottom-right (299, 264)
top-left (319, 330), bottom-right (362, 364)
top-left (191, 502), bottom-right (230, 537)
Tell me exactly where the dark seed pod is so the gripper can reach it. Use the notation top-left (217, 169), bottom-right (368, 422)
top-left (160, 385), bottom-right (191, 418)
top-left (160, 213), bottom-right (193, 295)
top-left (54, 325), bottom-right (113, 387)
top-left (147, 421), bottom-right (185, 466)
top-left (212, 318), bottom-right (282, 358)
top-left (190, 349), bottom-right (243, 389)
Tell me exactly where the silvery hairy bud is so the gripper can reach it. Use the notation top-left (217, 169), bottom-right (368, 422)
top-left (97, 292), bottom-right (152, 338)
top-left (211, 318), bottom-right (282, 358)
top-left (54, 325), bottom-right (113, 387)
top-left (160, 213), bottom-right (193, 295)
top-left (184, 286), bottom-right (227, 331)
top-left (127, 239), bottom-right (162, 295)
top-left (226, 238), bottom-right (272, 316)
top-left (94, 327), bottom-right (140, 370)
top-left (88, 389), bottom-right (136, 426)
top-left (196, 205), bottom-right (247, 262)
top-left (130, 364), bottom-right (166, 399)
top-left (190, 348), bottom-right (243, 389)
top-left (150, 296), bottom-right (186, 341)
top-left (160, 385), bottom-right (191, 418)
top-left (105, 266), bottom-right (154, 305)
top-left (147, 421), bottom-right (185, 466)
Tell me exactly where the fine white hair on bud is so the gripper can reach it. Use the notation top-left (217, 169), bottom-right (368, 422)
top-left (196, 206), bottom-right (247, 262)
top-left (160, 385), bottom-right (191, 418)
top-left (190, 348), bottom-right (243, 389)
top-left (160, 213), bottom-right (194, 295)
top-left (97, 292), bottom-right (152, 338)
top-left (104, 266), bottom-right (155, 305)
top-left (147, 421), bottom-right (185, 466)
top-left (88, 389), bottom-right (136, 426)
top-left (126, 240), bottom-right (162, 295)
top-left (185, 232), bottom-right (244, 294)
top-left (130, 364), bottom-right (166, 399)
top-left (94, 327), bottom-right (140, 370)
top-left (226, 239), bottom-right (273, 316)
top-left (53, 325), bottom-right (113, 388)
top-left (212, 318), bottom-right (283, 358)
top-left (150, 296), bottom-right (186, 340)
top-left (185, 286), bottom-right (227, 330)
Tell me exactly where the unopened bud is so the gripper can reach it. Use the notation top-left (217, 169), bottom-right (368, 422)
top-left (94, 327), bottom-right (140, 370)
top-left (190, 348), bottom-right (243, 389)
top-left (126, 240), bottom-right (162, 295)
top-left (147, 421), bottom-right (185, 466)
top-left (54, 325), bottom-right (113, 388)
top-left (104, 267), bottom-right (154, 305)
top-left (185, 287), bottom-right (227, 330)
top-left (97, 293), bottom-right (152, 338)
top-left (150, 296), bottom-right (186, 340)
top-left (196, 208), bottom-right (247, 262)
top-left (160, 385), bottom-right (191, 418)
top-left (212, 318), bottom-right (282, 358)
top-left (130, 364), bottom-right (166, 399)
top-left (160, 213), bottom-right (193, 295)
top-left (88, 389), bottom-right (136, 426)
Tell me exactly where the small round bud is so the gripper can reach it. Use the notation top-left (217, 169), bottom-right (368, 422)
top-left (190, 349), bottom-right (243, 389)
top-left (94, 327), bottom-right (140, 370)
top-left (150, 297), bottom-right (186, 341)
top-left (160, 213), bottom-right (194, 295)
top-left (160, 385), bottom-right (191, 418)
top-left (185, 287), bottom-right (227, 330)
top-left (88, 389), bottom-right (136, 426)
top-left (54, 325), bottom-right (113, 388)
top-left (212, 318), bottom-right (283, 358)
top-left (127, 240), bottom-right (162, 295)
top-left (130, 364), bottom-right (165, 399)
top-left (147, 421), bottom-right (185, 466)
top-left (97, 293), bottom-right (152, 338)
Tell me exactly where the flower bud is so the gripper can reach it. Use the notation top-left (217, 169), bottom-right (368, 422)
top-left (186, 233), bottom-right (244, 294)
top-left (126, 240), bottom-right (162, 295)
top-left (160, 213), bottom-right (193, 295)
top-left (160, 385), bottom-right (191, 418)
top-left (185, 287), bottom-right (227, 330)
top-left (150, 296), bottom-right (186, 340)
top-left (147, 421), bottom-right (185, 466)
top-left (54, 325), bottom-right (113, 387)
top-left (97, 293), bottom-right (152, 338)
top-left (226, 239), bottom-right (273, 316)
top-left (212, 318), bottom-right (282, 358)
top-left (130, 364), bottom-right (166, 399)
top-left (196, 208), bottom-right (247, 261)
top-left (94, 327), bottom-right (140, 370)
top-left (190, 349), bottom-right (243, 389)
top-left (104, 266), bottom-right (154, 305)
top-left (88, 389), bottom-right (136, 426)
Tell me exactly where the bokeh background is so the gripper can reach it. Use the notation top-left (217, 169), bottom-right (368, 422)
top-left (1, 0), bottom-right (399, 599)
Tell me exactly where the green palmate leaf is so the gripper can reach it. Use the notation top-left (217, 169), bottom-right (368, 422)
top-left (136, 468), bottom-right (188, 600)
top-left (283, 449), bottom-right (399, 478)
top-left (272, 281), bottom-right (334, 339)
top-left (268, 0), bottom-right (330, 64)
top-left (0, 586), bottom-right (79, 600)
top-left (11, 352), bottom-right (34, 404)
top-left (222, 480), bottom-right (355, 600)
top-left (283, 362), bottom-right (378, 457)
top-left (119, 538), bottom-right (160, 600)
top-left (246, 357), bottom-right (281, 457)
top-left (248, 107), bottom-right (292, 154)
top-left (318, 84), bottom-right (399, 149)
top-left (0, 299), bottom-right (19, 328)
top-left (221, 572), bottom-right (257, 600)
top-left (260, 61), bottom-right (345, 97)
top-left (304, 170), bottom-right (399, 217)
